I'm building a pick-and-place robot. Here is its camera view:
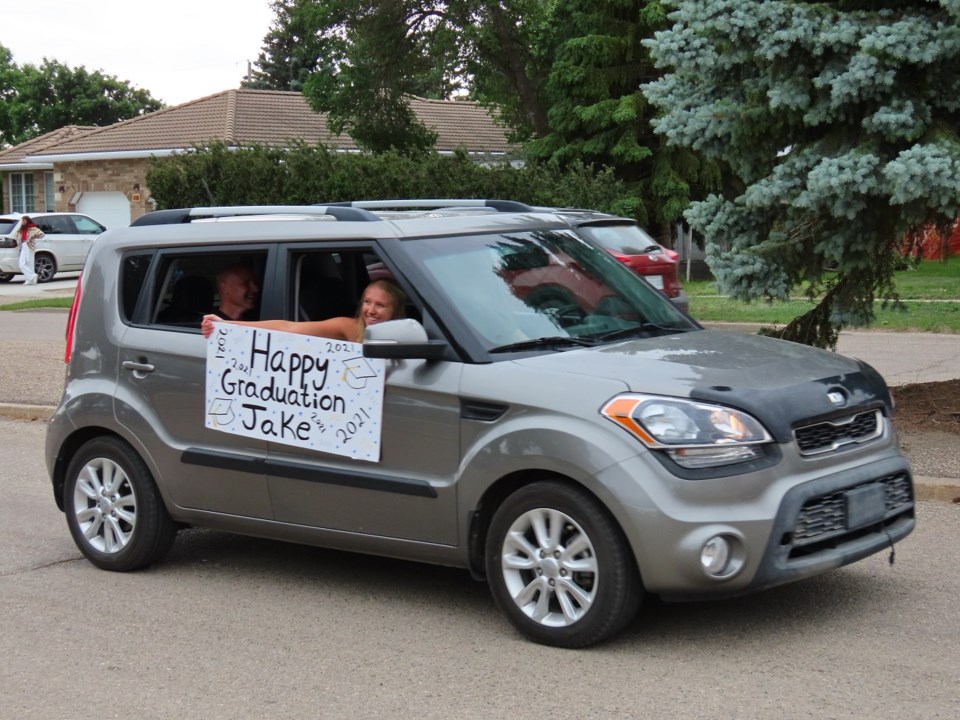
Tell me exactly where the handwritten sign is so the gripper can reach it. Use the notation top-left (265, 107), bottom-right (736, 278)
top-left (205, 323), bottom-right (385, 461)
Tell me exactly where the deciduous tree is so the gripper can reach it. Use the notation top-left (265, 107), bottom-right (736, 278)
top-left (0, 46), bottom-right (162, 147)
top-left (300, 1), bottom-right (440, 154)
top-left (248, 1), bottom-right (553, 152)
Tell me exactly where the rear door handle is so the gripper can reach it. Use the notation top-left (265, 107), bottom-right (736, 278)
top-left (122, 360), bottom-right (156, 375)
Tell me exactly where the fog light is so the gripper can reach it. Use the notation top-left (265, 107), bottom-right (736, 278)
top-left (700, 535), bottom-right (731, 577)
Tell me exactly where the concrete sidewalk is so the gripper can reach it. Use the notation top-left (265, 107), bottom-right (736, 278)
top-left (2, 301), bottom-right (957, 503)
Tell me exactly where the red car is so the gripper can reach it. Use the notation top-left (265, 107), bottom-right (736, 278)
top-left (557, 213), bottom-right (689, 314)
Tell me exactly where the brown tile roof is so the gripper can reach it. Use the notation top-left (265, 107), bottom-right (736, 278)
top-left (28, 89), bottom-right (514, 158)
top-left (0, 125), bottom-right (97, 164)
top-left (407, 95), bottom-right (515, 153)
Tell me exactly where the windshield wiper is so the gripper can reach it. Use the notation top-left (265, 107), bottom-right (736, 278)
top-left (594, 323), bottom-right (692, 343)
top-left (489, 336), bottom-right (599, 353)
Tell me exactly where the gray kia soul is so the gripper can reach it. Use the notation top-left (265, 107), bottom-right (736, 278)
top-left (45, 200), bottom-right (915, 648)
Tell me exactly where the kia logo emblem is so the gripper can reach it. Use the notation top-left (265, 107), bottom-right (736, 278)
top-left (827, 390), bottom-right (847, 407)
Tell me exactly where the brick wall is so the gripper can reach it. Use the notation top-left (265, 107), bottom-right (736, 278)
top-left (54, 158), bottom-right (153, 222)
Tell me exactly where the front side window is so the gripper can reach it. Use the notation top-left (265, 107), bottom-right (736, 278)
top-left (291, 250), bottom-right (358, 322)
top-left (10, 173), bottom-right (35, 214)
top-left (73, 216), bottom-right (105, 234)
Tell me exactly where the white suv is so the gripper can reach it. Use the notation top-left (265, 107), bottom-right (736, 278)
top-left (0, 212), bottom-right (106, 283)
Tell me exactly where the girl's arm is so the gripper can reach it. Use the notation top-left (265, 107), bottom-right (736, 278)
top-left (202, 314), bottom-right (355, 340)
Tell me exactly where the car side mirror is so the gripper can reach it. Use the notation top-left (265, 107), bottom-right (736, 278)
top-left (363, 319), bottom-right (448, 360)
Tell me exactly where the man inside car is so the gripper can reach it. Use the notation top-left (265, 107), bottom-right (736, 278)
top-left (214, 263), bottom-right (260, 321)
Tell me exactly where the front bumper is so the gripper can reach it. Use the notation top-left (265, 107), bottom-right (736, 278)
top-left (598, 445), bottom-right (914, 598)
top-left (747, 454), bottom-right (913, 593)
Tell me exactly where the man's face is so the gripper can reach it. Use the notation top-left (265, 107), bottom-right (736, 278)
top-left (219, 267), bottom-right (259, 314)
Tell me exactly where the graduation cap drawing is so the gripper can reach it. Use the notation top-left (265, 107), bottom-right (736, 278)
top-left (341, 356), bottom-right (379, 389)
top-left (207, 397), bottom-right (236, 427)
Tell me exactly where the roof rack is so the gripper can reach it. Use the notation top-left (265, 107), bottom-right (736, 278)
top-left (325, 199), bottom-right (535, 213)
top-left (130, 205), bottom-right (380, 227)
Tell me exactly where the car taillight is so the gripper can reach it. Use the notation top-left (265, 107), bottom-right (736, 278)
top-left (64, 276), bottom-right (82, 364)
top-left (661, 260), bottom-right (682, 297)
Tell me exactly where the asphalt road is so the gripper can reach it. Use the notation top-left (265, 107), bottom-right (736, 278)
top-left (2, 419), bottom-right (958, 719)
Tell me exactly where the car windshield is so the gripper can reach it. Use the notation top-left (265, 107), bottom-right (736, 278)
top-left (405, 227), bottom-right (696, 353)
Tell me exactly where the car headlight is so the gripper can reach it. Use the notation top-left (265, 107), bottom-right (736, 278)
top-left (600, 394), bottom-right (772, 469)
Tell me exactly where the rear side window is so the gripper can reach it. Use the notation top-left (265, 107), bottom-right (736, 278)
top-left (121, 249), bottom-right (271, 328)
top-left (151, 250), bottom-right (268, 329)
top-left (35, 216), bottom-right (74, 235)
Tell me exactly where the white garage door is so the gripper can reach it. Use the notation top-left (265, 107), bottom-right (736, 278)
top-left (76, 192), bottom-right (130, 230)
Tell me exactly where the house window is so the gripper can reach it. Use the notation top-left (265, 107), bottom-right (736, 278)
top-left (44, 172), bottom-right (55, 211)
top-left (10, 173), bottom-right (35, 213)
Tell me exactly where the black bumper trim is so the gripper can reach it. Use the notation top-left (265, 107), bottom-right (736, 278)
top-left (182, 448), bottom-right (438, 498)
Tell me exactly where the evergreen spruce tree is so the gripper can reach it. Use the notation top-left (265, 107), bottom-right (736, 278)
top-left (243, 0), bottom-right (324, 91)
top-left (644, 0), bottom-right (960, 346)
top-left (529, 0), bottom-right (719, 233)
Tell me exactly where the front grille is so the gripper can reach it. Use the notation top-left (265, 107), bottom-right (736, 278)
top-left (785, 473), bottom-right (913, 557)
top-left (794, 409), bottom-right (882, 456)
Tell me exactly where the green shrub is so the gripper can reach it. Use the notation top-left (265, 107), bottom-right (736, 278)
top-left (146, 143), bottom-right (634, 217)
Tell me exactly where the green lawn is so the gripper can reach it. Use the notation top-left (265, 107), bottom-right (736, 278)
top-left (0, 297), bottom-right (74, 311)
top-left (2, 260), bottom-right (957, 332)
top-left (685, 260), bottom-right (960, 332)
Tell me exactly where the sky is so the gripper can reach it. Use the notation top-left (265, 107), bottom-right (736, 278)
top-left (4, 0), bottom-right (276, 106)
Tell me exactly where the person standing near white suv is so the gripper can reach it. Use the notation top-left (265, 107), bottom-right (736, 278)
top-left (17, 215), bottom-right (43, 285)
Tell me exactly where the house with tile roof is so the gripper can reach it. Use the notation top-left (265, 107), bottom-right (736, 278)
top-left (0, 89), bottom-right (515, 228)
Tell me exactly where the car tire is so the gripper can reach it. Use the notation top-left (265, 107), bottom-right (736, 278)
top-left (485, 480), bottom-right (643, 648)
top-left (0, 272), bottom-right (13, 283)
top-left (64, 437), bottom-right (177, 571)
top-left (34, 253), bottom-right (57, 282)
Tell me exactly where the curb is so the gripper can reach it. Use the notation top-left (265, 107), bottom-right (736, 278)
top-left (1, 402), bottom-right (956, 503)
top-left (913, 475), bottom-right (960, 504)
top-left (0, 402), bottom-right (55, 422)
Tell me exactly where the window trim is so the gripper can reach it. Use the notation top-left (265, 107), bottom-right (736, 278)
top-left (10, 173), bottom-right (35, 214)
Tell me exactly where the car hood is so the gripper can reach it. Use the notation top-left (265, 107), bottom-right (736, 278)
top-left (514, 329), bottom-right (891, 442)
